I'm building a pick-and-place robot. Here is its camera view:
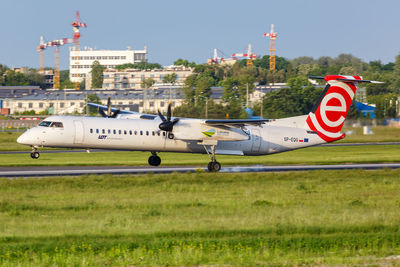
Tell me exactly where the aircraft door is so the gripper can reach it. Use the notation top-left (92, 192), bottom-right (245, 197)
top-left (73, 120), bottom-right (84, 144)
top-left (251, 129), bottom-right (261, 152)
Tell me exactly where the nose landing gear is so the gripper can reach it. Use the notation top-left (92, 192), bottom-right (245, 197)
top-left (30, 147), bottom-right (40, 159)
top-left (148, 152), bottom-right (161, 166)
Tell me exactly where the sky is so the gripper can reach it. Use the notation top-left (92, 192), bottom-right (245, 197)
top-left (1, 0), bottom-right (399, 70)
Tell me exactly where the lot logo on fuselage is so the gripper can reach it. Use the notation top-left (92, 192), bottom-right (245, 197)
top-left (98, 135), bottom-right (107, 139)
top-left (202, 129), bottom-right (216, 138)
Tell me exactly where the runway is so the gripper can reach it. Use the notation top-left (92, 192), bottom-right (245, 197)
top-left (1, 163), bottom-right (400, 178)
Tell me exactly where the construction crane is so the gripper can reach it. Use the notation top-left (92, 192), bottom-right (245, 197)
top-left (72, 11), bottom-right (87, 50)
top-left (232, 44), bottom-right (256, 66)
top-left (46, 38), bottom-right (73, 89)
top-left (71, 11), bottom-right (87, 89)
top-left (37, 11), bottom-right (87, 90)
top-left (37, 36), bottom-right (47, 73)
top-left (208, 48), bottom-right (225, 64)
top-left (264, 24), bottom-right (278, 71)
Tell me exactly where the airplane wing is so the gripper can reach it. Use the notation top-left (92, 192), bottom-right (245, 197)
top-left (203, 119), bottom-right (271, 127)
top-left (87, 103), bottom-right (136, 115)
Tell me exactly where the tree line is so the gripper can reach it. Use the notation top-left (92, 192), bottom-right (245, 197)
top-left (2, 52), bottom-right (400, 119)
top-left (174, 53), bottom-right (400, 119)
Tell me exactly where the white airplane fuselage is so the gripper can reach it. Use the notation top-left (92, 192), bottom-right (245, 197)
top-left (17, 115), bottom-right (325, 156)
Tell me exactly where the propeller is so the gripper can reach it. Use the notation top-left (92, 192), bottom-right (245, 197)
top-left (158, 103), bottom-right (179, 132)
top-left (99, 96), bottom-right (120, 118)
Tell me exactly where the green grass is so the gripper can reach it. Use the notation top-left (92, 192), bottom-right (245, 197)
top-left (1, 144), bottom-right (399, 167)
top-left (339, 125), bottom-right (400, 143)
top-left (1, 170), bottom-right (400, 265)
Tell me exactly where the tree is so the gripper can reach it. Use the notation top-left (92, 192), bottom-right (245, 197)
top-left (91, 61), bottom-right (105, 88)
top-left (84, 94), bottom-right (102, 115)
top-left (141, 78), bottom-right (156, 112)
top-left (4, 70), bottom-right (29, 86)
top-left (162, 73), bottom-right (177, 85)
top-left (174, 58), bottom-right (196, 68)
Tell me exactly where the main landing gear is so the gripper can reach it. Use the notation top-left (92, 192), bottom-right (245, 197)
top-left (202, 142), bottom-right (221, 172)
top-left (148, 152), bottom-right (161, 166)
top-left (30, 147), bottom-right (40, 159)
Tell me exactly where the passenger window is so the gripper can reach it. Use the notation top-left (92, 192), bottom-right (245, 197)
top-left (163, 132), bottom-right (166, 136)
top-left (119, 130), bottom-right (122, 135)
top-left (146, 131), bottom-right (149, 136)
top-left (129, 130), bottom-right (132, 135)
top-left (108, 129), bottom-right (111, 134)
top-left (152, 131), bottom-right (155, 136)
top-left (134, 130), bottom-right (137, 135)
top-left (140, 131), bottom-right (143, 135)
top-left (102, 129), bottom-right (105, 134)
top-left (96, 129), bottom-right (99, 134)
top-left (157, 132), bottom-right (160, 136)
top-left (90, 129), bottom-right (93, 134)
top-left (113, 130), bottom-right (116, 134)
top-left (124, 130), bottom-right (127, 135)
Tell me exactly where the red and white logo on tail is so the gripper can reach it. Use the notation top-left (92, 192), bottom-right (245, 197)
top-left (306, 75), bottom-right (362, 142)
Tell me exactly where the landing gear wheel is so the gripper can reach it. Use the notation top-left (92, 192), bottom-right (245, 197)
top-left (208, 161), bottom-right (221, 172)
top-left (30, 152), bottom-right (40, 159)
top-left (148, 155), bottom-right (161, 166)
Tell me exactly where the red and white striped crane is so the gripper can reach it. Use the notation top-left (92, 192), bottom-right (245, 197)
top-left (232, 44), bottom-right (257, 66)
top-left (37, 11), bottom-right (87, 89)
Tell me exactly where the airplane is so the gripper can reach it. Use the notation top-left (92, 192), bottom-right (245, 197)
top-left (17, 75), bottom-right (382, 172)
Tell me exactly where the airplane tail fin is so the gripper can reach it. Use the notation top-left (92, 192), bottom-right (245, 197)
top-left (306, 75), bottom-right (382, 143)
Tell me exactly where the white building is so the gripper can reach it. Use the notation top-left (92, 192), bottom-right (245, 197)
top-left (69, 46), bottom-right (148, 82)
top-left (102, 66), bottom-right (193, 90)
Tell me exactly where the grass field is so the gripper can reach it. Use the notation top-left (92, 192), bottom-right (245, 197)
top-left (1, 170), bottom-right (400, 265)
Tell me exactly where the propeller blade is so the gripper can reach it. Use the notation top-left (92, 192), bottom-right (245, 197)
top-left (167, 104), bottom-right (172, 122)
top-left (158, 110), bottom-right (167, 122)
top-left (107, 96), bottom-right (112, 117)
top-left (172, 118), bottom-right (179, 125)
top-left (111, 109), bottom-right (120, 118)
top-left (98, 109), bottom-right (107, 118)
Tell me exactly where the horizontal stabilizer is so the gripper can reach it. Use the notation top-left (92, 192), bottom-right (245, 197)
top-left (87, 103), bottom-right (134, 115)
top-left (309, 75), bottom-right (383, 84)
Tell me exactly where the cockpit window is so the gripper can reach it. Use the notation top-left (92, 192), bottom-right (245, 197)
top-left (50, 122), bottom-right (64, 128)
top-left (39, 121), bottom-right (52, 127)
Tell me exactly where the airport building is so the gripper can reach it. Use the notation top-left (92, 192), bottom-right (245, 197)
top-left (1, 88), bottom-right (186, 115)
top-left (69, 46), bottom-right (148, 83)
top-left (101, 66), bottom-right (193, 90)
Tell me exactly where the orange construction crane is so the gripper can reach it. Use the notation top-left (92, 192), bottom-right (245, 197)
top-left (264, 24), bottom-right (278, 71)
top-left (47, 38), bottom-right (73, 89)
top-left (232, 44), bottom-right (256, 66)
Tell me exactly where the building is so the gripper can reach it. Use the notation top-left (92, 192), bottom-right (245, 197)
top-left (69, 46), bottom-right (148, 83)
top-left (0, 86), bottom-right (44, 98)
top-left (2, 88), bottom-right (185, 115)
top-left (102, 66), bottom-right (193, 90)
top-left (38, 70), bottom-right (54, 89)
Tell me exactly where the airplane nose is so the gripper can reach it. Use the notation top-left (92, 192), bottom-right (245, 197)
top-left (17, 131), bottom-right (30, 145)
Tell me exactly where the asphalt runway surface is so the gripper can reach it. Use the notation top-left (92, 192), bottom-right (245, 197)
top-left (1, 163), bottom-right (400, 178)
